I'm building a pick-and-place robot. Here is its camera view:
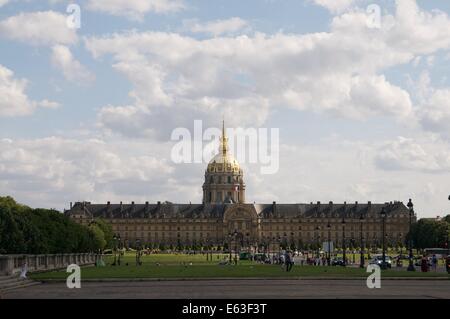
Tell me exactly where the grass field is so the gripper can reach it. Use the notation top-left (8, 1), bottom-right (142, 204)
top-left (30, 253), bottom-right (450, 280)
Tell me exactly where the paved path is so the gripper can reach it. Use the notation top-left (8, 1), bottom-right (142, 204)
top-left (3, 279), bottom-right (450, 299)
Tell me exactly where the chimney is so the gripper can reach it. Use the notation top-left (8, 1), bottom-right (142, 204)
top-left (70, 202), bottom-right (72, 209)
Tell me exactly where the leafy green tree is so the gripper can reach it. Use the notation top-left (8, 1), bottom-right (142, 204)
top-left (407, 219), bottom-right (449, 250)
top-left (0, 196), bottom-right (103, 254)
top-left (443, 214), bottom-right (450, 224)
top-left (91, 218), bottom-right (113, 248)
top-left (89, 223), bottom-right (106, 251)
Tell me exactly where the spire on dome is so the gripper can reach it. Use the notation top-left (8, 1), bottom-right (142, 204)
top-left (220, 119), bottom-right (228, 156)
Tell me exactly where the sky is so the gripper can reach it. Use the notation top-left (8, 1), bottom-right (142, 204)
top-left (0, 0), bottom-right (449, 218)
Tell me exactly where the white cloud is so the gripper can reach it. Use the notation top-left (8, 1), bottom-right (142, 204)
top-left (186, 17), bottom-right (249, 37)
top-left (312, 0), bottom-right (361, 13)
top-left (86, 0), bottom-right (185, 20)
top-left (375, 136), bottom-right (450, 172)
top-left (0, 0), bottom-right (9, 8)
top-left (0, 64), bottom-right (60, 117)
top-left (51, 45), bottom-right (95, 84)
top-left (419, 88), bottom-right (450, 138)
top-left (37, 99), bottom-right (60, 109)
top-left (0, 65), bottom-right (34, 117)
top-left (0, 137), bottom-right (175, 209)
top-left (84, 0), bottom-right (450, 137)
top-left (0, 11), bottom-right (77, 46)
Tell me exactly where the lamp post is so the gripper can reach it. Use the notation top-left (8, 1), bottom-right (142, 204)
top-left (234, 230), bottom-right (238, 265)
top-left (407, 199), bottom-right (415, 271)
top-left (271, 236), bottom-right (275, 262)
top-left (447, 195), bottom-right (450, 257)
top-left (135, 238), bottom-right (142, 266)
top-left (351, 239), bottom-right (356, 264)
top-left (327, 223), bottom-right (331, 266)
top-left (117, 234), bottom-right (122, 266)
top-left (359, 212), bottom-right (365, 268)
top-left (278, 235), bottom-right (282, 256)
top-left (228, 233), bottom-right (232, 264)
top-left (380, 207), bottom-right (387, 270)
top-left (315, 226), bottom-right (321, 259)
top-left (112, 234), bottom-right (118, 266)
top-left (399, 233), bottom-right (403, 256)
top-left (342, 216), bottom-right (346, 266)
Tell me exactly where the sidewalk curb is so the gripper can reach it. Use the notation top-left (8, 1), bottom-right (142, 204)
top-left (34, 276), bottom-right (450, 283)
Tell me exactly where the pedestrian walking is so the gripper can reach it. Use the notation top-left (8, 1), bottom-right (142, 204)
top-left (19, 261), bottom-right (28, 279)
top-left (431, 254), bottom-right (438, 271)
top-left (421, 255), bottom-right (428, 272)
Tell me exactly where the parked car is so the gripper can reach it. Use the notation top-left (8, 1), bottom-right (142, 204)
top-left (369, 255), bottom-right (392, 268)
top-left (331, 257), bottom-right (345, 266)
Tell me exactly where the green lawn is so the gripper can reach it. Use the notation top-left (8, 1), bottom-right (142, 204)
top-left (30, 253), bottom-right (450, 280)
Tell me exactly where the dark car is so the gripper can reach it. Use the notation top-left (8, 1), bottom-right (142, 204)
top-left (331, 257), bottom-right (345, 266)
top-left (369, 255), bottom-right (392, 268)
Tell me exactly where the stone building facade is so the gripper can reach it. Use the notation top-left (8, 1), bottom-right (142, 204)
top-left (67, 123), bottom-right (414, 250)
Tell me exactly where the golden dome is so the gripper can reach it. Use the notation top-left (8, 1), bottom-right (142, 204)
top-left (207, 121), bottom-right (241, 173)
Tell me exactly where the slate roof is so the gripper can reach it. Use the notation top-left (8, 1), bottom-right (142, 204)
top-left (66, 201), bottom-right (409, 220)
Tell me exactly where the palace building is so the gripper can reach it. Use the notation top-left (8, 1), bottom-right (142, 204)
top-left (66, 122), bottom-right (414, 250)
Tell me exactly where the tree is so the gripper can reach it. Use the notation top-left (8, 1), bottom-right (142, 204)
top-left (0, 196), bottom-right (103, 254)
top-left (443, 214), bottom-right (450, 224)
top-left (92, 219), bottom-right (113, 248)
top-left (407, 219), bottom-right (449, 250)
top-left (89, 223), bottom-right (107, 251)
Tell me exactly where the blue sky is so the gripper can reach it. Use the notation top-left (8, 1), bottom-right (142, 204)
top-left (0, 0), bottom-right (449, 218)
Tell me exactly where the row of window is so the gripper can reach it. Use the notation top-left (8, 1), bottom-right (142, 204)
top-left (117, 231), bottom-right (404, 240)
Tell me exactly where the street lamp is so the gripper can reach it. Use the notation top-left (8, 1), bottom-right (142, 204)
top-left (234, 230), bottom-right (238, 265)
top-left (342, 216), bottom-right (346, 266)
top-left (380, 207), bottom-right (387, 270)
top-left (407, 199), bottom-right (416, 271)
top-left (351, 238), bottom-right (356, 264)
top-left (327, 223), bottom-right (331, 266)
top-left (447, 195), bottom-right (450, 257)
top-left (135, 238), bottom-right (142, 266)
top-left (359, 212), bottom-right (365, 268)
top-left (315, 226), bottom-right (321, 259)
top-left (277, 235), bottom-right (282, 257)
top-left (117, 234), bottom-right (122, 266)
top-left (228, 233), bottom-right (232, 264)
top-left (112, 234), bottom-right (118, 266)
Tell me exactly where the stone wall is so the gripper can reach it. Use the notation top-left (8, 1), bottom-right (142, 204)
top-left (0, 253), bottom-right (101, 276)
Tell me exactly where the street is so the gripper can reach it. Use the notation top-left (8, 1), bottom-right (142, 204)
top-left (3, 279), bottom-right (450, 299)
